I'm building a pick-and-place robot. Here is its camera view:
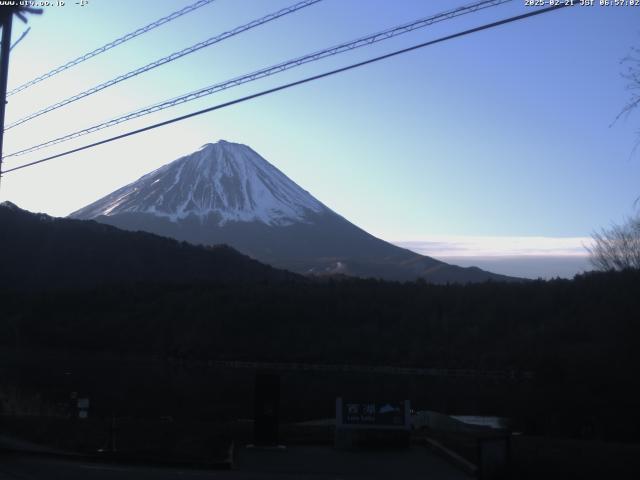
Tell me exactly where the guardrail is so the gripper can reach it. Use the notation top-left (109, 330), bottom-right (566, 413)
top-left (166, 358), bottom-right (533, 380)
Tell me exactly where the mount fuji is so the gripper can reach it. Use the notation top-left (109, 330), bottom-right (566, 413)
top-left (70, 140), bottom-right (515, 283)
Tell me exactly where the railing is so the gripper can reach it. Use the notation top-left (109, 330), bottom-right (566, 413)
top-left (167, 358), bottom-right (533, 380)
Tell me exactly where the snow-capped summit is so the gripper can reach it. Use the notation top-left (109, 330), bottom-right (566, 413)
top-left (71, 140), bottom-right (326, 226)
top-left (70, 141), bottom-right (518, 284)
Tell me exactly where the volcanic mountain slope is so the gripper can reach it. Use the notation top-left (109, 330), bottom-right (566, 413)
top-left (0, 201), bottom-right (295, 291)
top-left (70, 140), bottom-right (517, 283)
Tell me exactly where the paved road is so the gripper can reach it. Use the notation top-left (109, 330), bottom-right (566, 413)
top-left (0, 446), bottom-right (468, 479)
top-left (238, 445), bottom-right (469, 479)
top-left (0, 454), bottom-right (229, 480)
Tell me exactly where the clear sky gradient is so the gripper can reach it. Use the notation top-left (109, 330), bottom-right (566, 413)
top-left (1, 0), bottom-right (639, 278)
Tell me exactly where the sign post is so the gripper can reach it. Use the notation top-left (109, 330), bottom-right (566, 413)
top-left (253, 373), bottom-right (281, 447)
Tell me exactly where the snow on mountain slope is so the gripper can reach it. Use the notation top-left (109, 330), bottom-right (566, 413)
top-left (70, 140), bottom-right (521, 283)
top-left (71, 140), bottom-right (327, 226)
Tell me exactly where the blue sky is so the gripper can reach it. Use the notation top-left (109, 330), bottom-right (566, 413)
top-left (1, 0), bottom-right (639, 278)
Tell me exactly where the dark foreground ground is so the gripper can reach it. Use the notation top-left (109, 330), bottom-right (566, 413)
top-left (0, 446), bottom-right (467, 480)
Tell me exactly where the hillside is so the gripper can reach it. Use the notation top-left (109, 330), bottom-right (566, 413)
top-left (0, 201), bottom-right (297, 290)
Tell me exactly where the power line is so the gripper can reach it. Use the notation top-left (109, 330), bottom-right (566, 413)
top-left (5, 0), bottom-right (322, 131)
top-left (1, 3), bottom-right (574, 176)
top-left (4, 0), bottom-right (513, 158)
top-left (0, 6), bottom-right (42, 191)
top-left (6, 0), bottom-right (217, 97)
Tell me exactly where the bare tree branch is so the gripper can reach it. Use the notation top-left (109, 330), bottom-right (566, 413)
top-left (612, 45), bottom-right (640, 129)
top-left (588, 215), bottom-right (640, 271)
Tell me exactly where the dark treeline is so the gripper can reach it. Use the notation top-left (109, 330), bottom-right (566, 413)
top-left (2, 270), bottom-right (637, 369)
top-left (1, 270), bottom-right (639, 440)
top-left (2, 204), bottom-right (639, 440)
top-left (0, 202), bottom-right (297, 290)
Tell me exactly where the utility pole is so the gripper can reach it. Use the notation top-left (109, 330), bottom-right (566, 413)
top-left (0, 6), bottom-right (41, 183)
top-left (0, 8), bottom-right (13, 181)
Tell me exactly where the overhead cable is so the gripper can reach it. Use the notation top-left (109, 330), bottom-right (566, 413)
top-left (4, 0), bottom-right (513, 157)
top-left (1, 3), bottom-right (574, 175)
top-left (5, 0), bottom-right (322, 130)
top-left (6, 0), bottom-right (218, 97)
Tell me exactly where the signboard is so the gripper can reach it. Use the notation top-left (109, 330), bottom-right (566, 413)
top-left (336, 398), bottom-right (410, 430)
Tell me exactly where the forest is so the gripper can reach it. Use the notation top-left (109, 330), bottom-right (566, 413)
top-left (1, 269), bottom-right (639, 441)
top-left (1, 203), bottom-right (639, 441)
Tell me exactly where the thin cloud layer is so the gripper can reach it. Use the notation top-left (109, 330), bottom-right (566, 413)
top-left (393, 236), bottom-right (594, 279)
top-left (394, 236), bottom-right (593, 258)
